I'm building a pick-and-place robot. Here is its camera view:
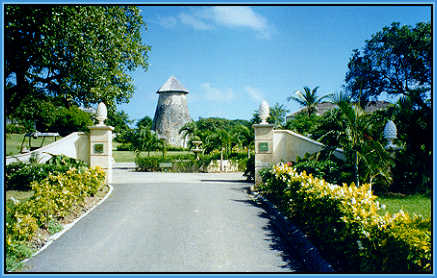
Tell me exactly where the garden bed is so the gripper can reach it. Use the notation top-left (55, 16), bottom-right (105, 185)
top-left (258, 163), bottom-right (431, 273)
top-left (5, 156), bottom-right (108, 272)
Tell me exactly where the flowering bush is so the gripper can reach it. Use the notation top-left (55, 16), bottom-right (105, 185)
top-left (259, 163), bottom-right (431, 272)
top-left (6, 167), bottom-right (106, 270)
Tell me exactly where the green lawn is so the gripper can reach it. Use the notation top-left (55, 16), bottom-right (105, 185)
top-left (6, 133), bottom-right (61, 156)
top-left (378, 194), bottom-right (431, 218)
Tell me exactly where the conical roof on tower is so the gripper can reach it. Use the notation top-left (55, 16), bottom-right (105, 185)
top-left (157, 76), bottom-right (189, 94)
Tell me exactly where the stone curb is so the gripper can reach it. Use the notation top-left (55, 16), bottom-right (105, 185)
top-left (20, 184), bottom-right (114, 265)
top-left (251, 192), bottom-right (335, 273)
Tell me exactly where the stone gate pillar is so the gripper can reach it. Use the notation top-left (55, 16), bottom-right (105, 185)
top-left (253, 101), bottom-right (274, 187)
top-left (253, 124), bottom-right (274, 186)
top-left (89, 103), bottom-right (114, 184)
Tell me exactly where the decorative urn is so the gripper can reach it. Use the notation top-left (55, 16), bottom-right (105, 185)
top-left (259, 100), bottom-right (270, 124)
top-left (383, 120), bottom-right (397, 150)
top-left (96, 102), bottom-right (107, 125)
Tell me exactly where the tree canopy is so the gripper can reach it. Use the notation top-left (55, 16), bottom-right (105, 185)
top-left (345, 22), bottom-right (431, 102)
top-left (5, 5), bottom-right (150, 120)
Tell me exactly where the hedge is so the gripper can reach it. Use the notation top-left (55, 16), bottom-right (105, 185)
top-left (6, 155), bottom-right (88, 191)
top-left (258, 163), bottom-right (431, 273)
top-left (135, 152), bottom-right (248, 172)
top-left (6, 167), bottom-right (106, 270)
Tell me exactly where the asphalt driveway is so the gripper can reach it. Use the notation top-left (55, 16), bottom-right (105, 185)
top-left (24, 169), bottom-right (303, 272)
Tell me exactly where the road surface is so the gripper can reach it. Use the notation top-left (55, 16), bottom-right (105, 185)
top-left (24, 169), bottom-right (303, 272)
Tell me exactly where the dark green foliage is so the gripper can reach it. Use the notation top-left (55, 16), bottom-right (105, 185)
top-left (345, 22), bottom-right (431, 102)
top-left (116, 143), bottom-right (132, 151)
top-left (5, 5), bottom-right (150, 122)
top-left (293, 153), bottom-right (354, 186)
top-left (135, 154), bottom-right (198, 172)
top-left (136, 116), bottom-right (153, 129)
top-left (106, 110), bottom-right (133, 136)
top-left (6, 124), bottom-right (26, 134)
top-left (5, 155), bottom-right (88, 190)
top-left (179, 118), bottom-right (254, 157)
top-left (390, 93), bottom-right (432, 194)
top-left (124, 126), bottom-right (159, 155)
top-left (243, 155), bottom-right (255, 182)
top-left (49, 106), bottom-right (93, 136)
top-left (284, 112), bottom-right (321, 138)
top-left (166, 145), bottom-right (188, 152)
top-left (135, 152), bottom-right (249, 173)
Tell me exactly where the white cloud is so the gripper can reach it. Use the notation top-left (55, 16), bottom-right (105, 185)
top-left (207, 7), bottom-right (271, 39)
top-left (157, 16), bottom-right (177, 28)
top-left (178, 13), bottom-right (213, 30)
top-left (244, 86), bottom-right (264, 103)
top-left (201, 83), bottom-right (234, 102)
top-left (156, 7), bottom-right (272, 39)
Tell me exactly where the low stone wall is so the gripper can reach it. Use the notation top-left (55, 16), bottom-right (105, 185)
top-left (6, 132), bottom-right (89, 165)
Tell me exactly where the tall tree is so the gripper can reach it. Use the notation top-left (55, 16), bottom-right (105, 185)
top-left (345, 22), bottom-right (431, 102)
top-left (5, 5), bottom-right (150, 118)
top-left (287, 86), bottom-right (331, 116)
top-left (136, 116), bottom-right (153, 129)
top-left (106, 110), bottom-right (133, 134)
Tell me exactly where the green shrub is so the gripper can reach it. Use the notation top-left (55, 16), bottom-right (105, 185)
top-left (243, 155), bottom-right (255, 181)
top-left (258, 163), bottom-right (431, 272)
top-left (116, 143), bottom-right (132, 151)
top-left (135, 155), bottom-right (200, 172)
top-left (167, 145), bottom-right (188, 152)
top-left (5, 155), bottom-right (88, 190)
top-left (47, 220), bottom-right (63, 235)
top-left (135, 152), bottom-right (247, 173)
top-left (45, 105), bottom-right (93, 136)
top-left (293, 154), bottom-right (354, 186)
top-left (5, 167), bottom-right (106, 271)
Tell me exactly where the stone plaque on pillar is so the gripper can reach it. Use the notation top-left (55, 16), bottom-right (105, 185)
top-left (258, 142), bottom-right (269, 152)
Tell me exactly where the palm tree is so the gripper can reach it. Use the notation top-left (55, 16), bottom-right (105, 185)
top-left (269, 103), bottom-right (290, 128)
top-left (287, 86), bottom-right (332, 116)
top-left (179, 121), bottom-right (198, 148)
top-left (319, 100), bottom-right (391, 187)
top-left (233, 124), bottom-right (254, 158)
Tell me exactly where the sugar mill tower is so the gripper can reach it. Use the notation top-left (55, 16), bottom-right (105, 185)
top-left (152, 76), bottom-right (191, 147)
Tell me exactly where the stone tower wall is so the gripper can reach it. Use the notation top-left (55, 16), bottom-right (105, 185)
top-left (152, 92), bottom-right (191, 147)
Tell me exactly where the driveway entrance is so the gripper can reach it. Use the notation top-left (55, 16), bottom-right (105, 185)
top-left (24, 168), bottom-right (303, 272)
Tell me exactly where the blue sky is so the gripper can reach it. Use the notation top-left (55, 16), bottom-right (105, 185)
top-left (118, 5), bottom-right (431, 123)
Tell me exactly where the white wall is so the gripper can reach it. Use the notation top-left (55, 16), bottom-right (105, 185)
top-left (272, 130), bottom-right (345, 163)
top-left (6, 132), bottom-right (90, 165)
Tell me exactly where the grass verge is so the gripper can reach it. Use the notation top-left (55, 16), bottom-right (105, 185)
top-left (6, 133), bottom-right (61, 156)
top-left (378, 193), bottom-right (431, 218)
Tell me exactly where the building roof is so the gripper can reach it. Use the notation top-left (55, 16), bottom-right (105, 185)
top-left (287, 101), bottom-right (392, 119)
top-left (157, 76), bottom-right (189, 94)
